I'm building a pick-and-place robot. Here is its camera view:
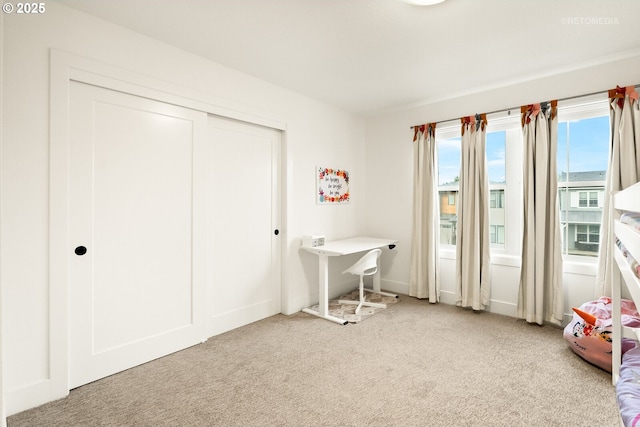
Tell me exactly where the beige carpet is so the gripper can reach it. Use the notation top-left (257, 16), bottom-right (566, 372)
top-left (8, 295), bottom-right (620, 427)
top-left (306, 288), bottom-right (399, 323)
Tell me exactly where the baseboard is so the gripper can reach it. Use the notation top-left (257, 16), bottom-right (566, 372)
top-left (380, 279), bottom-right (409, 295)
top-left (389, 286), bottom-right (519, 318)
top-left (207, 300), bottom-right (280, 338)
top-left (5, 379), bottom-right (67, 416)
top-left (292, 280), bottom-right (523, 320)
top-left (292, 279), bottom-right (364, 314)
top-left (437, 290), bottom-right (520, 316)
top-left (486, 298), bottom-right (518, 317)
top-left (439, 289), bottom-right (457, 305)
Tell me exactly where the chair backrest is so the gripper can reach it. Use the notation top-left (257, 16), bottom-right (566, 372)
top-left (343, 248), bottom-right (381, 276)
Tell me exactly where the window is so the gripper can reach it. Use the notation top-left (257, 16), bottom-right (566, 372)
top-left (574, 224), bottom-right (600, 253)
top-left (490, 225), bottom-right (505, 244)
top-left (432, 96), bottom-right (609, 262)
top-left (490, 190), bottom-right (504, 209)
top-left (576, 224), bottom-right (600, 243)
top-left (436, 127), bottom-right (515, 251)
top-left (578, 192), bottom-right (587, 207)
top-left (487, 131), bottom-right (506, 250)
top-left (557, 101), bottom-right (609, 257)
top-left (577, 191), bottom-right (600, 208)
top-left (437, 136), bottom-right (461, 246)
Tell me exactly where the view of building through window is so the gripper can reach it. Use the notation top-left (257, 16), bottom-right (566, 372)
top-left (487, 132), bottom-right (506, 250)
top-left (437, 132), bottom-right (506, 249)
top-left (436, 104), bottom-right (609, 259)
top-left (437, 137), bottom-right (460, 246)
top-left (557, 115), bottom-right (609, 257)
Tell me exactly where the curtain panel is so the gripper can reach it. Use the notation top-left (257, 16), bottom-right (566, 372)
top-left (409, 124), bottom-right (440, 301)
top-left (595, 86), bottom-right (640, 297)
top-left (455, 115), bottom-right (491, 310)
top-left (518, 101), bottom-right (564, 325)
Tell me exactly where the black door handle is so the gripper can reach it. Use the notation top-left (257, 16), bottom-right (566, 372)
top-left (274, 229), bottom-right (279, 236)
top-left (75, 246), bottom-right (87, 256)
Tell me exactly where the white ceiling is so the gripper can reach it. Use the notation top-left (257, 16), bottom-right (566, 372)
top-left (54, 0), bottom-right (640, 116)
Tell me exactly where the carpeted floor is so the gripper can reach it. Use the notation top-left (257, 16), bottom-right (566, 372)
top-left (7, 295), bottom-right (620, 427)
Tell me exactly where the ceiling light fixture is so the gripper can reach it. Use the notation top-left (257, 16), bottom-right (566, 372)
top-left (404, 0), bottom-right (446, 5)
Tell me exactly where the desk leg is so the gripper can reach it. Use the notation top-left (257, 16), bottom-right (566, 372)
top-left (318, 254), bottom-right (329, 316)
top-left (302, 254), bottom-right (348, 325)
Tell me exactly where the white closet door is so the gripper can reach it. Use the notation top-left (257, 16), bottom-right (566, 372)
top-left (207, 115), bottom-right (282, 336)
top-left (68, 82), bottom-right (207, 388)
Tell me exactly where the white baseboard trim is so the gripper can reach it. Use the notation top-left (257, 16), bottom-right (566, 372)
top-left (291, 279), bottom-right (365, 314)
top-left (486, 298), bottom-right (518, 317)
top-left (380, 279), bottom-right (409, 295)
top-left (208, 299), bottom-right (280, 338)
top-left (293, 279), bottom-right (524, 321)
top-left (383, 284), bottom-right (519, 318)
top-left (5, 379), bottom-right (67, 416)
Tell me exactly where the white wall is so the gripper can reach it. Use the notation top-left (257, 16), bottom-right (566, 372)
top-left (1, 2), bottom-right (366, 415)
top-left (364, 54), bottom-right (640, 320)
top-left (4, 1), bottom-right (640, 419)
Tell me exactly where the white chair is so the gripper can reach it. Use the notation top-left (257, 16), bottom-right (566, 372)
top-left (338, 248), bottom-right (395, 314)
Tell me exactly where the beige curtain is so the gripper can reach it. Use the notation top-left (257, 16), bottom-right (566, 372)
top-left (455, 115), bottom-right (490, 310)
top-left (518, 101), bottom-right (563, 325)
top-left (409, 123), bottom-right (440, 301)
top-left (595, 86), bottom-right (640, 296)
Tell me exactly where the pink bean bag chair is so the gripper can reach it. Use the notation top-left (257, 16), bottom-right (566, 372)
top-left (563, 297), bottom-right (640, 372)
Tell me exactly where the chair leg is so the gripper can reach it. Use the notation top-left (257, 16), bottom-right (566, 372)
top-left (340, 299), bottom-right (387, 311)
top-left (338, 275), bottom-right (388, 314)
top-left (339, 275), bottom-right (366, 308)
top-left (363, 288), bottom-right (399, 298)
top-left (355, 276), bottom-right (365, 314)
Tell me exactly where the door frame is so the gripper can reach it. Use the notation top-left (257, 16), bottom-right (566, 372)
top-left (44, 49), bottom-right (287, 407)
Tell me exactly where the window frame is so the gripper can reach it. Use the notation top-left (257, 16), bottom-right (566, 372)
top-left (436, 126), bottom-right (461, 250)
top-left (434, 94), bottom-right (609, 264)
top-left (485, 119), bottom-right (521, 256)
top-left (436, 114), bottom-right (522, 259)
top-left (556, 96), bottom-right (609, 261)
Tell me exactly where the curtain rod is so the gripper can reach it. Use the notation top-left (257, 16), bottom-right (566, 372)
top-left (409, 85), bottom-right (640, 130)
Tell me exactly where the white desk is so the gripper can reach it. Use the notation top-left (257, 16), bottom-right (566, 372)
top-left (302, 236), bottom-right (398, 324)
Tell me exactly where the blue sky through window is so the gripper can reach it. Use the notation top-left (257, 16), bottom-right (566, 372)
top-left (437, 137), bottom-right (460, 186)
top-left (557, 116), bottom-right (609, 180)
top-left (438, 115), bottom-right (608, 186)
top-left (486, 131), bottom-right (506, 184)
top-left (437, 132), bottom-right (506, 185)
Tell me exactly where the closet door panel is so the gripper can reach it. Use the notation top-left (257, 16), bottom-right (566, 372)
top-left (69, 81), bottom-right (207, 388)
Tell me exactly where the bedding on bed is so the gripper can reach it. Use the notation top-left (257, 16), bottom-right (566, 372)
top-left (621, 212), bottom-right (640, 231)
top-left (617, 346), bottom-right (640, 427)
top-left (563, 297), bottom-right (640, 372)
top-left (616, 237), bottom-right (640, 281)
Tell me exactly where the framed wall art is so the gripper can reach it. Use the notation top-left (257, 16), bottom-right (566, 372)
top-left (317, 166), bottom-right (350, 204)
